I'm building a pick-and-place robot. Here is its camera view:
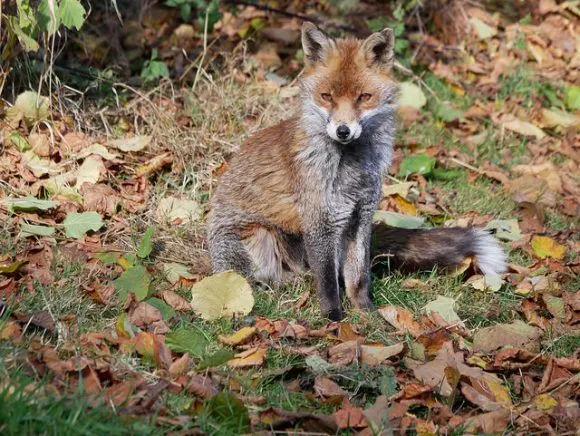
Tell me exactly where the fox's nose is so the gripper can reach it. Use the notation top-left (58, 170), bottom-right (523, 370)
top-left (336, 125), bottom-right (350, 140)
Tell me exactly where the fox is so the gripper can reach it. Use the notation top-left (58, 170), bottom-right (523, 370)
top-left (207, 23), bottom-right (507, 321)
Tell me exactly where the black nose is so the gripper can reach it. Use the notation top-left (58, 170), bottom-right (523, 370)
top-left (336, 125), bottom-right (350, 140)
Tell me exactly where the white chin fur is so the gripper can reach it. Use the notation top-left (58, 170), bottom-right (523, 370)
top-left (472, 228), bottom-right (507, 275)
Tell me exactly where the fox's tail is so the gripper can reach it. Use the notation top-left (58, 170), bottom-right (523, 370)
top-left (370, 224), bottom-right (507, 275)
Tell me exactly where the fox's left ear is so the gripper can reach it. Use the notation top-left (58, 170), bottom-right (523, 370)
top-left (363, 28), bottom-right (395, 68)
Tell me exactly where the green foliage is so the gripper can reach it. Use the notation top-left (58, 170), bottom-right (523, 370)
top-left (165, 327), bottom-right (209, 357)
top-left (3, 0), bottom-right (87, 56)
top-left (114, 265), bottom-right (151, 302)
top-left (164, 0), bottom-right (221, 31)
top-left (140, 49), bottom-right (170, 84)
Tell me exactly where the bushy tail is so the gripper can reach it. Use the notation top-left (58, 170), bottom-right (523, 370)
top-left (371, 224), bottom-right (507, 275)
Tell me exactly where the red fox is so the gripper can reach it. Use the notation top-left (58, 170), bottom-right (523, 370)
top-left (208, 23), bottom-right (506, 320)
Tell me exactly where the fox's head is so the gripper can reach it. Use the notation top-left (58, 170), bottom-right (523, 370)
top-left (300, 23), bottom-right (398, 145)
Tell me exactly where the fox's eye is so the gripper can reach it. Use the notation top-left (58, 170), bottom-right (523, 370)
top-left (358, 93), bottom-right (372, 103)
top-left (320, 93), bottom-right (332, 102)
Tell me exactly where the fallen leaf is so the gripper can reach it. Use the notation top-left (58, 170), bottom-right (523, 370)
top-left (531, 235), bottom-right (566, 260)
top-left (6, 91), bottom-right (50, 124)
top-left (314, 376), bottom-right (347, 398)
top-left (3, 197), bottom-right (59, 212)
top-left (378, 305), bottom-right (424, 337)
top-left (218, 326), bottom-right (258, 346)
top-left (398, 82), bottom-right (427, 109)
top-left (463, 409), bottom-right (511, 434)
top-left (163, 262), bottom-right (194, 284)
top-left (109, 135), bottom-right (151, 152)
top-left (468, 274), bottom-right (505, 292)
top-left (469, 16), bottom-right (497, 39)
top-left (62, 211), bottom-right (104, 238)
top-left (485, 219), bottom-right (521, 242)
top-left (190, 271), bottom-right (254, 320)
top-left (75, 155), bottom-right (105, 188)
top-left (534, 393), bottom-right (558, 412)
top-left (227, 347), bottom-right (267, 368)
top-left (169, 353), bottom-right (191, 378)
top-left (156, 196), bottom-right (201, 224)
top-left (328, 340), bottom-right (360, 366)
top-left (541, 108), bottom-right (580, 129)
top-left (20, 224), bottom-right (56, 238)
top-left (373, 211), bottom-right (425, 229)
top-left (114, 265), bottom-right (151, 301)
top-left (382, 181), bottom-right (416, 198)
top-left (135, 152), bottom-right (173, 177)
top-left (333, 398), bottom-right (368, 429)
top-left (423, 296), bottom-right (463, 326)
top-left (161, 290), bottom-right (191, 311)
top-left (473, 320), bottom-right (542, 353)
top-left (360, 343), bottom-right (405, 365)
top-left (398, 153), bottom-right (436, 177)
top-left (165, 327), bottom-right (208, 357)
top-left (502, 116), bottom-right (546, 139)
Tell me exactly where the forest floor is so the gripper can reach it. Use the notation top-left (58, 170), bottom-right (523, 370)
top-left (0, 1), bottom-right (578, 434)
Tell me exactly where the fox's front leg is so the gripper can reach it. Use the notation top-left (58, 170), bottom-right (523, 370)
top-left (304, 228), bottom-right (342, 321)
top-left (343, 206), bottom-right (375, 311)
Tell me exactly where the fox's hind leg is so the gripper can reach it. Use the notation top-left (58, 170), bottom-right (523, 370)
top-left (208, 225), bottom-right (254, 278)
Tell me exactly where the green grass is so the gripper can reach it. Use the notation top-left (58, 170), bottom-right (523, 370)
top-left (0, 373), bottom-right (167, 436)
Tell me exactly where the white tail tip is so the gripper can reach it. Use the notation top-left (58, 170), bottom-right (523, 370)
top-left (472, 228), bottom-right (508, 275)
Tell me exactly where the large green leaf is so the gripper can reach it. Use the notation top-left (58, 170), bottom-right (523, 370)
top-left (58, 0), bottom-right (86, 30)
top-left (114, 265), bottom-right (151, 301)
top-left (3, 197), bottom-right (59, 212)
top-left (137, 226), bottom-right (155, 259)
top-left (145, 297), bottom-right (175, 320)
top-left (398, 153), bottom-right (436, 177)
top-left (62, 211), bottom-right (103, 238)
top-left (165, 327), bottom-right (208, 357)
top-left (372, 211), bottom-right (425, 229)
top-left (20, 223), bottom-right (56, 238)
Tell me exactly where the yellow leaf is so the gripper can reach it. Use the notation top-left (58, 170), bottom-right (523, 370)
top-left (531, 235), bottom-right (565, 260)
top-left (466, 355), bottom-right (488, 369)
top-left (482, 380), bottom-right (512, 405)
top-left (190, 271), bottom-right (255, 320)
top-left (394, 195), bottom-right (418, 215)
top-left (218, 326), bottom-right (258, 346)
top-left (227, 347), bottom-right (267, 368)
top-left (534, 394), bottom-right (558, 412)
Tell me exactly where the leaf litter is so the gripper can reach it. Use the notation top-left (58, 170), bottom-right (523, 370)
top-left (0, 1), bottom-right (578, 434)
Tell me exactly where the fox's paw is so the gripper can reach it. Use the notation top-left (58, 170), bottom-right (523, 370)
top-left (323, 308), bottom-right (344, 322)
top-left (352, 295), bottom-right (376, 312)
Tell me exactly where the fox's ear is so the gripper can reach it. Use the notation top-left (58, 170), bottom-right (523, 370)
top-left (363, 28), bottom-right (395, 68)
top-left (302, 22), bottom-right (331, 64)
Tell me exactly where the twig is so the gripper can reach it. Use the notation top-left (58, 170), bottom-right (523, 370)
top-left (394, 61), bottom-right (438, 98)
top-left (449, 157), bottom-right (482, 174)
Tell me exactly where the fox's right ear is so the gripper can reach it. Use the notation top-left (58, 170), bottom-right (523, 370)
top-left (302, 22), bottom-right (331, 65)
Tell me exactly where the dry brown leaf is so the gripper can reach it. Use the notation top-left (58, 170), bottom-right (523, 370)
top-left (360, 343), bottom-right (405, 366)
top-left (333, 398), bottom-right (368, 430)
top-left (378, 305), bottom-right (424, 337)
top-left (328, 340), bottom-right (360, 366)
top-left (161, 290), bottom-right (191, 311)
top-left (314, 376), bottom-right (347, 398)
top-left (169, 353), bottom-right (191, 378)
top-left (473, 320), bottom-right (542, 353)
